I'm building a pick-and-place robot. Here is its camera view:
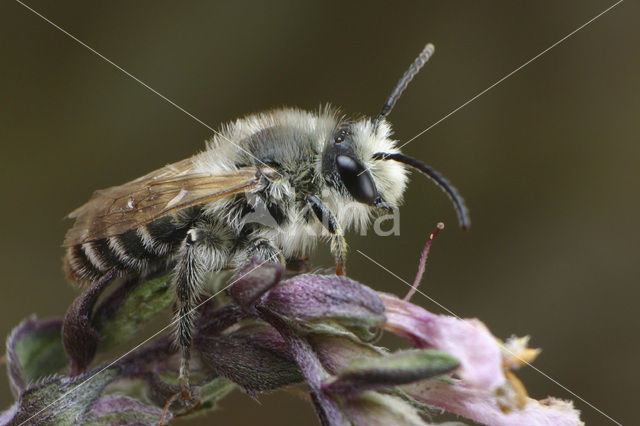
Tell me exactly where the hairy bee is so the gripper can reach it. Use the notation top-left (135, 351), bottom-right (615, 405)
top-left (62, 43), bottom-right (469, 399)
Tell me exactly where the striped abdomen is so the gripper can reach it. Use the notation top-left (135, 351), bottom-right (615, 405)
top-left (64, 216), bottom-right (190, 285)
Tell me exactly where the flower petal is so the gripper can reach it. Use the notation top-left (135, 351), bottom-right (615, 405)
top-left (404, 379), bottom-right (583, 426)
top-left (381, 293), bottom-right (503, 390)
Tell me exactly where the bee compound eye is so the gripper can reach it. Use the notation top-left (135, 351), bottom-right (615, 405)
top-left (335, 155), bottom-right (377, 205)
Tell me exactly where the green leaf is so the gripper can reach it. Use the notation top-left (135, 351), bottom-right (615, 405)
top-left (325, 349), bottom-right (460, 394)
top-left (342, 391), bottom-right (430, 426)
top-left (309, 334), bottom-right (384, 375)
top-left (8, 316), bottom-right (68, 391)
top-left (347, 349), bottom-right (459, 375)
top-left (11, 367), bottom-right (120, 425)
top-left (94, 274), bottom-right (174, 349)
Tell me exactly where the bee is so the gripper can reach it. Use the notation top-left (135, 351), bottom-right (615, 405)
top-left (62, 43), bottom-right (469, 400)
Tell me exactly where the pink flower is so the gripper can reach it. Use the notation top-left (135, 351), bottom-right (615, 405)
top-left (381, 293), bottom-right (583, 425)
top-left (404, 379), bottom-right (582, 426)
top-left (382, 293), bottom-right (503, 390)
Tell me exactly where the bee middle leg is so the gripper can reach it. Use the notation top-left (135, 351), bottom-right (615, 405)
top-left (307, 195), bottom-right (347, 275)
top-left (173, 225), bottom-right (231, 400)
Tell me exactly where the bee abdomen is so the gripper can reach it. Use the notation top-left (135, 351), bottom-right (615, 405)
top-left (64, 238), bottom-right (134, 284)
top-left (63, 244), bottom-right (104, 284)
top-left (64, 217), bottom-right (189, 285)
top-left (138, 217), bottom-right (186, 256)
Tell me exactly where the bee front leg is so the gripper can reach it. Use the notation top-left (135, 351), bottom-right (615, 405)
top-left (173, 226), bottom-right (231, 401)
top-left (307, 195), bottom-right (347, 275)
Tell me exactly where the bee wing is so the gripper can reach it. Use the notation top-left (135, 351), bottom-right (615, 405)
top-left (63, 158), bottom-right (268, 246)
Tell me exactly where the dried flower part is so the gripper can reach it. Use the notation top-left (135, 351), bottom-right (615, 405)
top-left (501, 335), bottom-right (541, 369)
top-left (501, 370), bottom-right (529, 410)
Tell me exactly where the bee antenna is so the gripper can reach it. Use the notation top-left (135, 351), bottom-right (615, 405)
top-left (374, 43), bottom-right (435, 130)
top-left (373, 152), bottom-right (470, 230)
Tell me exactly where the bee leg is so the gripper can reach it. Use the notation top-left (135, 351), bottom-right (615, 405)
top-left (245, 237), bottom-right (284, 264)
top-left (173, 226), bottom-right (230, 401)
top-left (307, 195), bottom-right (347, 275)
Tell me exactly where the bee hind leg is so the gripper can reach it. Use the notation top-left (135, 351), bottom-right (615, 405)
top-left (172, 225), bottom-right (232, 403)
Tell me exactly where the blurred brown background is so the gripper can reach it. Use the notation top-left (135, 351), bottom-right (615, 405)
top-left (1, 1), bottom-right (638, 424)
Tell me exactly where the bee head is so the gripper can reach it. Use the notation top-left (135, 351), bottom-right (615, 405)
top-left (321, 43), bottom-right (470, 230)
top-left (321, 120), bottom-right (406, 212)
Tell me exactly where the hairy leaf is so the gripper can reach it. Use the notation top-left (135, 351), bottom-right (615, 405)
top-left (6, 316), bottom-right (67, 396)
top-left (196, 328), bottom-right (302, 395)
top-left (10, 367), bottom-right (120, 425)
